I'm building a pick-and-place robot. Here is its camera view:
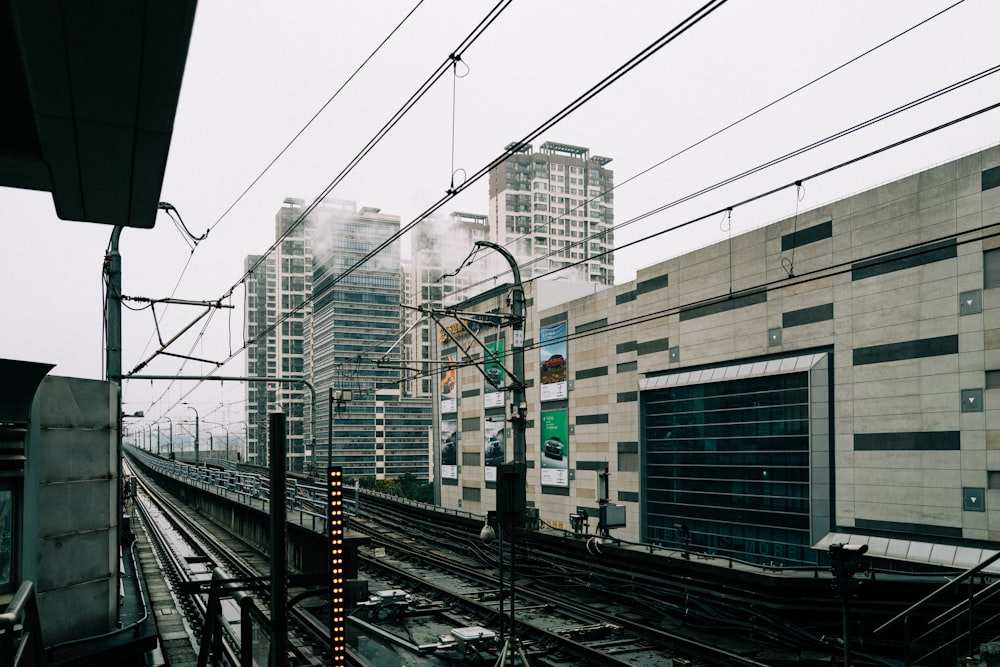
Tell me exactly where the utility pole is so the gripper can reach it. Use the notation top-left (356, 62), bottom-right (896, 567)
top-left (186, 405), bottom-right (200, 464)
top-left (105, 225), bottom-right (124, 623)
top-left (474, 241), bottom-right (528, 666)
top-left (474, 242), bottom-right (526, 465)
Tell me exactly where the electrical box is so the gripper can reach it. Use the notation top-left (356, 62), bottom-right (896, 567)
top-left (600, 503), bottom-right (626, 529)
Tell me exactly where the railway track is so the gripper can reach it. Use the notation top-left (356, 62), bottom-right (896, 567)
top-left (129, 452), bottom-right (952, 665)
top-left (128, 460), bottom-right (337, 666)
top-left (351, 501), bottom-right (785, 666)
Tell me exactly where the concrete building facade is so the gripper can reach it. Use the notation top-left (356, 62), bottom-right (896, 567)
top-left (404, 211), bottom-right (490, 400)
top-left (439, 144), bottom-right (1000, 571)
top-left (308, 200), bottom-right (431, 480)
top-left (244, 198), bottom-right (314, 468)
top-left (488, 141), bottom-right (615, 286)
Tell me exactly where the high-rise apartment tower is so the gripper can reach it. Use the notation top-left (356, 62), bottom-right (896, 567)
top-left (488, 141), bottom-right (614, 285)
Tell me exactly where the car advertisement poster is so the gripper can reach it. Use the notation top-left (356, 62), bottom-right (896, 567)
top-left (539, 321), bottom-right (568, 401)
top-left (441, 418), bottom-right (458, 479)
top-left (440, 352), bottom-right (457, 414)
top-left (540, 409), bottom-right (568, 487)
top-left (484, 340), bottom-right (504, 409)
top-left (483, 416), bottom-right (505, 482)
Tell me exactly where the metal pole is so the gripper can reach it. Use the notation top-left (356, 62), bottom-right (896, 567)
top-left (475, 241), bottom-right (526, 465)
top-left (327, 388), bottom-right (333, 471)
top-left (842, 597), bottom-right (851, 666)
top-left (269, 412), bottom-right (288, 667)
top-left (105, 225), bottom-right (124, 624)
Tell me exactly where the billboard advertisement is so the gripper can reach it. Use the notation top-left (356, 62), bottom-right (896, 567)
top-left (440, 352), bottom-right (457, 414)
top-left (483, 415), bottom-right (506, 482)
top-left (441, 418), bottom-right (458, 479)
top-left (540, 409), bottom-right (568, 487)
top-left (539, 321), bottom-right (568, 401)
top-left (484, 339), bottom-right (504, 409)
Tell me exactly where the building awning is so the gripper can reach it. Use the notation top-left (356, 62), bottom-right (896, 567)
top-left (814, 531), bottom-right (1000, 574)
top-left (640, 352), bottom-right (828, 391)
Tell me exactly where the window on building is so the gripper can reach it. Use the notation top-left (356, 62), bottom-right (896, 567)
top-left (985, 248), bottom-right (1000, 289)
top-left (0, 488), bottom-right (13, 590)
top-left (987, 370), bottom-right (1000, 390)
top-left (988, 471), bottom-right (1000, 490)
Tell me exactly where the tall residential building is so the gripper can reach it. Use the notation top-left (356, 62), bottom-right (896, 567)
top-left (488, 141), bottom-right (615, 286)
top-left (308, 200), bottom-right (431, 480)
top-left (403, 211), bottom-right (490, 399)
top-left (244, 198), bottom-right (313, 469)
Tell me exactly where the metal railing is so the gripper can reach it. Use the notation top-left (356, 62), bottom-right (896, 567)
top-left (198, 568), bottom-right (269, 667)
top-left (0, 581), bottom-right (44, 667)
top-left (873, 549), bottom-right (1000, 665)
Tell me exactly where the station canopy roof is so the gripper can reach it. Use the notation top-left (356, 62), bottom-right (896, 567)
top-left (0, 0), bottom-right (197, 228)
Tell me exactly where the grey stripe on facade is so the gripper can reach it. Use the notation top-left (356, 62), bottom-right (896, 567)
top-left (781, 220), bottom-right (832, 251)
top-left (576, 413), bottom-right (609, 425)
top-left (851, 239), bottom-right (956, 282)
top-left (983, 165), bottom-right (1000, 191)
top-left (636, 273), bottom-right (669, 295)
top-left (637, 337), bottom-right (670, 355)
top-left (854, 518), bottom-right (963, 540)
top-left (782, 303), bottom-right (833, 328)
top-left (576, 318), bottom-right (608, 334)
top-left (852, 334), bottom-right (958, 366)
top-left (616, 340), bottom-right (638, 354)
top-left (576, 366), bottom-right (609, 380)
top-left (854, 431), bottom-right (960, 451)
top-left (679, 288), bottom-right (767, 322)
top-left (616, 290), bottom-right (637, 305)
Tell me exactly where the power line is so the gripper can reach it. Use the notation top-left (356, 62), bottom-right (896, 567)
top-left (205, 0), bottom-right (429, 235)
top-left (457, 0), bottom-right (974, 296)
top-left (228, 0), bottom-right (515, 299)
top-left (131, 0), bottom-right (515, 396)
top-left (513, 64), bottom-right (1000, 283)
top-left (269, 101), bottom-right (1000, 390)
top-left (128, 0), bottom-right (729, 410)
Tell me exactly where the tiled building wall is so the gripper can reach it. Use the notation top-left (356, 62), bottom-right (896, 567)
top-left (439, 145), bottom-right (1000, 550)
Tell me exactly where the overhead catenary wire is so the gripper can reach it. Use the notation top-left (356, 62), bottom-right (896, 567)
top-left (131, 0), bottom-right (516, 397)
top-left (455, 0), bottom-right (970, 294)
top-left (130, 0), bottom-right (428, 398)
top-left (505, 63), bottom-right (1000, 286)
top-left (144, 39), bottom-right (997, 416)
top-left (205, 0), bottom-right (428, 236)
top-left (130, 2), bottom-right (987, 418)
top-left (300, 102), bottom-right (1000, 390)
top-left (229, 0), bottom-right (516, 299)
top-left (132, 0), bottom-right (728, 410)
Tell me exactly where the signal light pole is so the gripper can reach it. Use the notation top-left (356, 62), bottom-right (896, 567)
top-left (829, 542), bottom-right (869, 665)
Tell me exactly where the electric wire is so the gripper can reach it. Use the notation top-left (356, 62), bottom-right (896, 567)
top-left (130, 0), bottom-right (514, 402)
top-left (456, 0), bottom-right (970, 292)
top-left (142, 93), bottom-right (1000, 415)
top-left (465, 58), bottom-right (1000, 297)
top-left (139, 96), bottom-right (1000, 419)
top-left (205, 0), bottom-right (428, 235)
top-left (130, 0), bottom-right (726, 409)
top-left (130, 0), bottom-right (428, 394)
top-left (127, 0), bottom-right (984, 422)
top-left (229, 0), bottom-right (515, 299)
top-left (334, 104), bottom-right (1000, 389)
top-left (250, 97), bottom-right (1000, 393)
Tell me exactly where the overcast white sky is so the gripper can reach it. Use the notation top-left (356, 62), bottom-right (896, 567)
top-left (2, 0), bottom-right (998, 426)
